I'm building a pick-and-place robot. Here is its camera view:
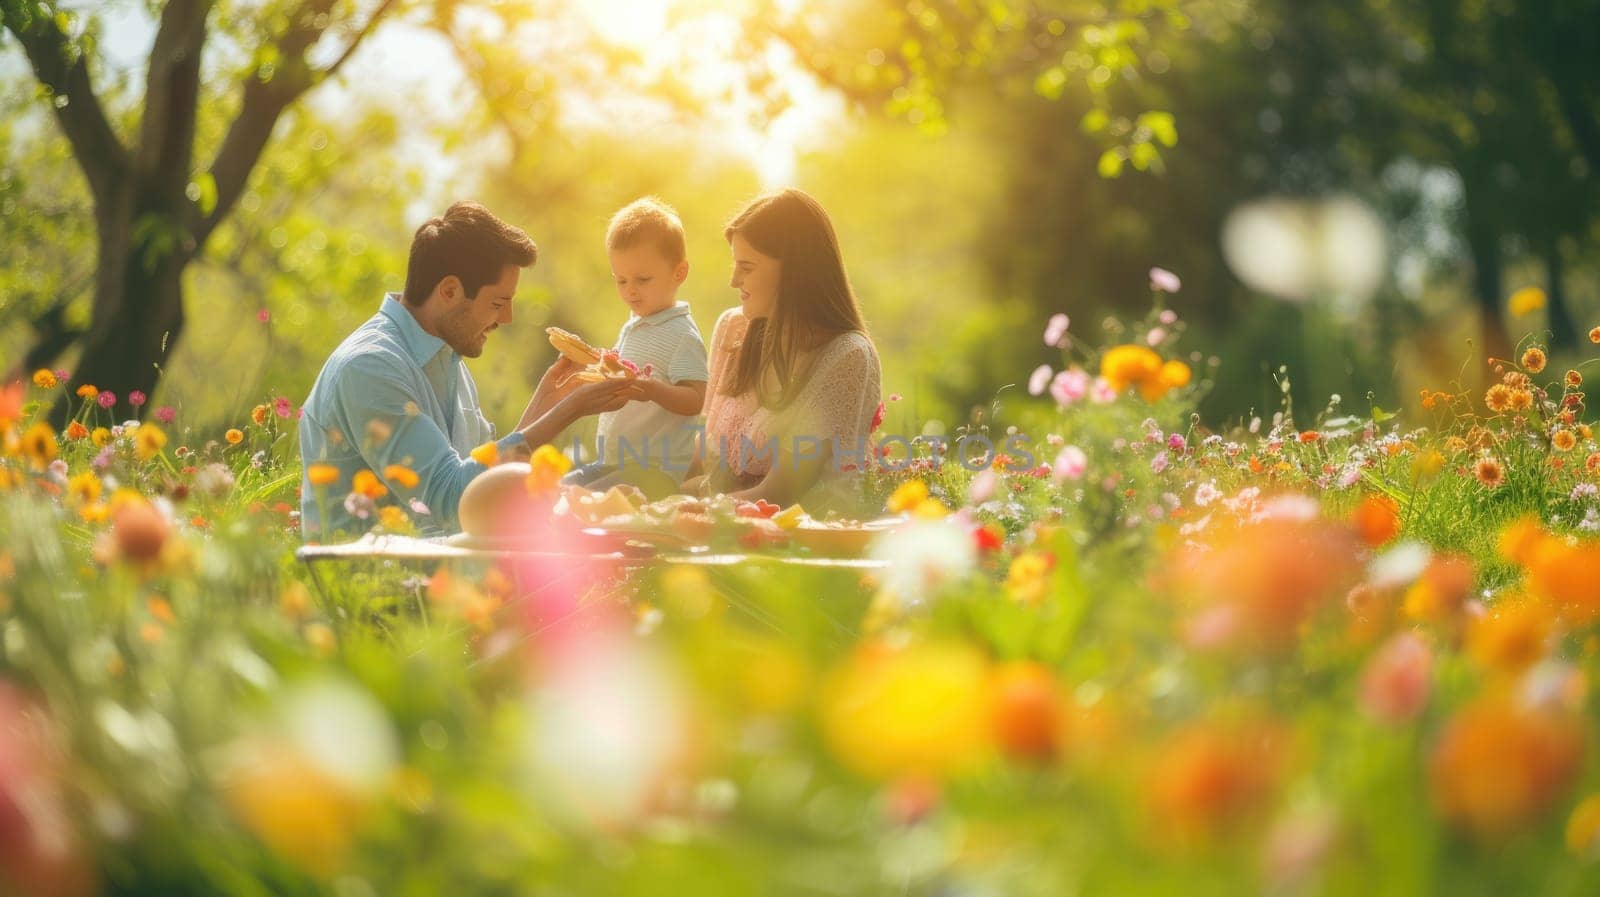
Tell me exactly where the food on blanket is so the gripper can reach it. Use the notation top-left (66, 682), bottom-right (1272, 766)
top-left (545, 325), bottom-right (602, 366)
top-left (561, 484), bottom-right (641, 525)
top-left (556, 490), bottom-right (901, 555)
top-left (459, 462), bottom-right (542, 537)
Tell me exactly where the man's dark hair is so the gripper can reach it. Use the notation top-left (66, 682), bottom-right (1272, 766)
top-left (402, 201), bottom-right (538, 306)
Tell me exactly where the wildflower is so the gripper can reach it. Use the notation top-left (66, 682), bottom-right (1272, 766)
top-left (1027, 364), bottom-right (1052, 396)
top-left (252, 405), bottom-right (270, 425)
top-left (869, 400), bottom-right (885, 433)
top-left (351, 469), bottom-right (388, 499)
top-left (304, 464), bottom-right (339, 488)
top-left (1297, 430), bottom-right (1320, 444)
top-left (1591, 326), bottom-right (1600, 344)
top-left (1149, 266), bottom-right (1182, 293)
top-left (1467, 598), bottom-right (1552, 676)
top-left (343, 492), bottom-right (375, 520)
top-left (1043, 313), bottom-right (1070, 347)
top-left (819, 640), bottom-right (991, 780)
top-left (1159, 359), bottom-right (1191, 389)
top-left (1508, 287), bottom-right (1547, 316)
top-left (526, 444), bottom-right (572, 495)
top-left (65, 421), bottom-right (89, 440)
top-left (888, 480), bottom-right (931, 514)
top-left (154, 406), bottom-right (176, 424)
top-left (1412, 450), bottom-right (1445, 481)
top-left (1145, 720), bottom-right (1284, 846)
top-left (1359, 632), bottom-right (1432, 724)
top-left (31, 369), bottom-right (57, 389)
top-left (989, 661), bottom-right (1064, 762)
top-left (67, 470), bottom-right (102, 505)
top-left (1049, 367), bottom-right (1090, 405)
top-left (134, 424), bottom-right (167, 461)
top-left (1553, 429), bottom-right (1578, 452)
top-left (1474, 456), bottom-right (1505, 488)
top-left (1521, 347), bottom-right (1547, 374)
top-left (1401, 554), bottom-right (1476, 622)
top-left (257, 308), bottom-right (270, 323)
top-left (377, 505), bottom-right (412, 533)
top-left (382, 464), bottom-right (419, 490)
top-left (1429, 696), bottom-right (1584, 839)
top-left (1509, 389), bottom-right (1533, 411)
top-left (1146, 327), bottom-right (1167, 346)
top-left (1588, 452), bottom-right (1600, 474)
top-left (1485, 384), bottom-right (1513, 413)
top-left (1352, 494), bottom-right (1400, 547)
top-left (97, 391), bottom-right (116, 409)
top-left (1005, 552), bottom-right (1054, 605)
top-left (1052, 445), bottom-right (1088, 482)
top-left (128, 390), bottom-right (146, 408)
top-left (1101, 344), bottom-right (1163, 394)
top-left (274, 397), bottom-right (292, 418)
top-left (76, 384), bottom-right (98, 399)
top-left (470, 441), bottom-right (500, 467)
top-left (1566, 370), bottom-right (1582, 389)
top-left (224, 428), bottom-right (244, 445)
top-left (20, 422), bottom-right (58, 470)
top-left (113, 499), bottom-right (170, 563)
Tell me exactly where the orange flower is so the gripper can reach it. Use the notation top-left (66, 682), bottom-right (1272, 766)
top-left (65, 420), bottom-right (89, 440)
top-left (1509, 389), bottom-right (1533, 411)
top-left (1590, 326), bottom-right (1600, 344)
top-left (1523, 536), bottom-right (1600, 625)
top-left (1466, 596), bottom-right (1552, 676)
top-left (76, 384), bottom-right (98, 399)
top-left (1521, 347), bottom-right (1547, 374)
top-left (525, 444), bottom-right (572, 495)
top-left (351, 469), bottom-right (388, 499)
top-left (307, 464), bottom-right (340, 487)
top-left (225, 428), bottom-right (244, 445)
top-left (1588, 452), bottom-right (1600, 475)
top-left (31, 369), bottom-right (57, 389)
top-left (1497, 517), bottom-right (1549, 566)
top-left (1145, 720), bottom-right (1286, 845)
top-left (1401, 554), bottom-right (1476, 623)
top-left (1101, 345), bottom-right (1163, 395)
top-left (1566, 370), bottom-right (1582, 389)
top-left (1159, 359), bottom-right (1191, 389)
top-left (252, 404), bottom-right (271, 426)
top-left (470, 441), bottom-right (500, 467)
top-left (1553, 429), bottom-right (1578, 452)
top-left (1474, 456), bottom-right (1504, 488)
top-left (1484, 384), bottom-right (1513, 413)
top-left (1429, 696), bottom-right (1584, 839)
top-left (382, 464), bottom-right (419, 490)
top-left (1420, 388), bottom-right (1437, 410)
top-left (1297, 430), bottom-right (1320, 444)
top-left (1351, 494), bottom-right (1400, 547)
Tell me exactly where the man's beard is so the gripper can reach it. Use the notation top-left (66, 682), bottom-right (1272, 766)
top-left (444, 307), bottom-right (489, 358)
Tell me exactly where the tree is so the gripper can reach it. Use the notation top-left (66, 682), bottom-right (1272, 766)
top-left (1, 0), bottom-right (398, 418)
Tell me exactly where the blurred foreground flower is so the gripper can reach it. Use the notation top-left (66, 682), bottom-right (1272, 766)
top-left (0, 683), bottom-right (95, 897)
top-left (1145, 718), bottom-right (1287, 847)
top-left (1429, 693), bottom-right (1584, 839)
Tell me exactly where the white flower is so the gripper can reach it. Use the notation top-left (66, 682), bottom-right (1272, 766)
top-left (868, 518), bottom-right (977, 606)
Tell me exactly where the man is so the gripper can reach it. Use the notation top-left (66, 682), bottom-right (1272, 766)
top-left (299, 201), bottom-right (635, 538)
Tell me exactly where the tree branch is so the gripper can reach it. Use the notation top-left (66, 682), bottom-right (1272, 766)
top-left (191, 0), bottom-right (399, 249)
top-left (0, 1), bottom-right (128, 205)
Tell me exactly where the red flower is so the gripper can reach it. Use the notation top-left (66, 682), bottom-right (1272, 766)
top-left (972, 524), bottom-right (1004, 553)
top-left (870, 401), bottom-right (886, 433)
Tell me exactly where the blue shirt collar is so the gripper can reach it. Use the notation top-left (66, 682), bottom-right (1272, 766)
top-left (630, 301), bottom-right (691, 326)
top-left (379, 293), bottom-right (454, 368)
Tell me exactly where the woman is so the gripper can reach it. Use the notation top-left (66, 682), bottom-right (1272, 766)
top-left (681, 189), bottom-right (882, 508)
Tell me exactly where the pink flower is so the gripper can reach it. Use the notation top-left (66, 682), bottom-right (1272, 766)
top-left (155, 406), bottom-right (176, 424)
top-left (257, 309), bottom-right (271, 323)
top-left (1146, 327), bottom-right (1167, 346)
top-left (1167, 433), bottom-right (1186, 452)
top-left (1043, 313), bottom-right (1070, 347)
top-left (1049, 368), bottom-right (1090, 406)
top-left (1159, 309), bottom-right (1177, 325)
top-left (1150, 453), bottom-right (1169, 473)
top-left (97, 391), bottom-right (116, 409)
top-left (1149, 266), bottom-right (1182, 293)
top-left (1088, 377), bottom-right (1117, 404)
top-left (1359, 632), bottom-right (1432, 723)
top-left (888, 393), bottom-right (902, 402)
top-left (128, 390), bottom-right (146, 407)
top-left (1052, 445), bottom-right (1088, 482)
top-left (55, 369), bottom-right (70, 382)
top-left (968, 468), bottom-right (997, 505)
top-left (1027, 364), bottom-right (1053, 396)
top-left (274, 396), bottom-right (292, 418)
top-left (869, 401), bottom-right (885, 433)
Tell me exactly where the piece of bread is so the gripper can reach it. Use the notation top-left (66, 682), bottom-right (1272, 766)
top-left (545, 326), bottom-right (601, 365)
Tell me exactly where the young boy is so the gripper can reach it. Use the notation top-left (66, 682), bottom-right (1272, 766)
top-left (563, 198), bottom-right (708, 495)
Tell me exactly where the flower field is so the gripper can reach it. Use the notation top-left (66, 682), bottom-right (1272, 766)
top-left (6, 285), bottom-right (1600, 895)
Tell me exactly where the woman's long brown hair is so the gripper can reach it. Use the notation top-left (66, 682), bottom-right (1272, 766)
top-left (722, 188), bottom-right (868, 408)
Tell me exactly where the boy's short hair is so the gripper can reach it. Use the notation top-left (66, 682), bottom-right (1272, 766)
top-left (403, 201), bottom-right (537, 306)
top-left (606, 197), bottom-right (687, 264)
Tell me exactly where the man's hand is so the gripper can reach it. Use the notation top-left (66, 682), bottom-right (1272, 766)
top-left (558, 377), bottom-right (643, 418)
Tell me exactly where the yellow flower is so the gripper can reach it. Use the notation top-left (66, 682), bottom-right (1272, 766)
top-left (377, 505), bottom-right (412, 533)
top-left (1508, 287), bottom-right (1547, 316)
top-left (20, 422), bottom-right (57, 470)
top-left (1553, 429), bottom-right (1578, 452)
top-left (1101, 344), bottom-right (1163, 394)
top-left (76, 384), bottom-right (98, 399)
top-left (307, 464), bottom-right (340, 487)
top-left (351, 469), bottom-right (388, 499)
top-left (252, 404), bottom-right (271, 426)
top-left (1410, 449), bottom-right (1444, 482)
top-left (1509, 389), bottom-right (1533, 411)
top-left (470, 441), bottom-right (500, 467)
top-left (1005, 552), bottom-right (1054, 605)
top-left (91, 427), bottom-right (111, 447)
top-left (1159, 359), bottom-right (1191, 389)
top-left (31, 369), bottom-right (58, 389)
top-left (887, 480), bottom-right (930, 514)
top-left (818, 640), bottom-right (991, 780)
top-left (526, 444), bottom-right (572, 495)
top-left (225, 428), bottom-right (244, 445)
top-left (1485, 384), bottom-right (1513, 413)
top-left (1521, 347), bottom-right (1547, 374)
top-left (67, 471), bottom-right (103, 505)
top-left (382, 464), bottom-right (419, 490)
top-left (134, 423), bottom-right (167, 461)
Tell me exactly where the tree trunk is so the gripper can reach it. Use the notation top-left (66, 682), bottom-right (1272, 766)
top-left (1545, 243), bottom-right (1578, 351)
top-left (1460, 178), bottom-right (1511, 367)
